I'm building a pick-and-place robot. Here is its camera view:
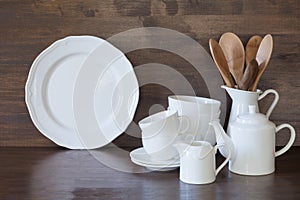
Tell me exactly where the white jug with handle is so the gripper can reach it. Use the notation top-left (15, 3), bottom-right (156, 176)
top-left (174, 141), bottom-right (231, 184)
top-left (221, 85), bottom-right (279, 133)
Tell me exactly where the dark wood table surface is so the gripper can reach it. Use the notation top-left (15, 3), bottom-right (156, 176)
top-left (0, 147), bottom-right (299, 200)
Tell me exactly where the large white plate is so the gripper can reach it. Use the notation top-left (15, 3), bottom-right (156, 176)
top-left (73, 40), bottom-right (139, 149)
top-left (25, 36), bottom-right (105, 149)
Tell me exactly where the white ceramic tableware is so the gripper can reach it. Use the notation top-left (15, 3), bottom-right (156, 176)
top-left (174, 141), bottom-right (231, 184)
top-left (211, 105), bottom-right (296, 176)
top-left (130, 158), bottom-right (179, 171)
top-left (221, 85), bottom-right (279, 128)
top-left (130, 147), bottom-right (179, 171)
top-left (139, 110), bottom-right (189, 161)
top-left (229, 105), bottom-right (296, 175)
top-left (25, 36), bottom-right (104, 149)
top-left (130, 147), bottom-right (180, 165)
top-left (73, 40), bottom-right (139, 149)
top-left (209, 120), bottom-right (234, 159)
top-left (168, 95), bottom-right (221, 144)
top-left (168, 95), bottom-right (221, 114)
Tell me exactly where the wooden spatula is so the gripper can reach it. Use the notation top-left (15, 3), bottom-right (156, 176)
top-left (246, 35), bottom-right (263, 66)
top-left (209, 38), bottom-right (235, 88)
top-left (249, 34), bottom-right (273, 91)
top-left (239, 59), bottom-right (259, 91)
top-left (219, 32), bottom-right (245, 86)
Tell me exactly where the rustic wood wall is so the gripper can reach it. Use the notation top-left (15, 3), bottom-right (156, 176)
top-left (0, 0), bottom-right (299, 147)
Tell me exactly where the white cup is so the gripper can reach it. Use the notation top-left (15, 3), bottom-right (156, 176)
top-left (174, 141), bottom-right (231, 184)
top-left (168, 95), bottom-right (221, 144)
top-left (139, 110), bottom-right (189, 161)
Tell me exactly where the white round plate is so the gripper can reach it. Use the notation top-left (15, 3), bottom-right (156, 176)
top-left (130, 147), bottom-right (180, 166)
top-left (73, 40), bottom-right (139, 149)
top-left (25, 36), bottom-right (105, 149)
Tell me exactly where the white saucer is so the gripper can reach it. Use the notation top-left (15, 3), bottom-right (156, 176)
top-left (130, 157), bottom-right (179, 171)
top-left (130, 147), bottom-right (180, 171)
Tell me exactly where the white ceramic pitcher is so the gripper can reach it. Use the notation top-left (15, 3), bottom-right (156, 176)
top-left (174, 141), bottom-right (231, 184)
top-left (221, 85), bottom-right (279, 129)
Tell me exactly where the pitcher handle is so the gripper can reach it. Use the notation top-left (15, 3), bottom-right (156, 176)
top-left (258, 89), bottom-right (279, 118)
top-left (275, 124), bottom-right (296, 157)
top-left (215, 143), bottom-right (231, 176)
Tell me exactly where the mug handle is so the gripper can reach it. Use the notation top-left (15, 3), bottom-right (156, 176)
top-left (258, 89), bottom-right (279, 118)
top-left (275, 124), bottom-right (296, 157)
top-left (178, 115), bottom-right (190, 133)
top-left (215, 143), bottom-right (231, 176)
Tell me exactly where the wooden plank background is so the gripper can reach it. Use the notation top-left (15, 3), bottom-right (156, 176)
top-left (0, 0), bottom-right (299, 147)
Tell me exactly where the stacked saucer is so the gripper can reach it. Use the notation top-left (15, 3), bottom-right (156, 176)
top-left (130, 148), bottom-right (179, 171)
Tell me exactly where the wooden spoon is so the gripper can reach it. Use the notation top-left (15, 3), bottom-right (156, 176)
top-left (209, 38), bottom-right (235, 88)
top-left (219, 32), bottom-right (245, 86)
top-left (245, 35), bottom-right (262, 66)
top-left (249, 34), bottom-right (273, 91)
top-left (239, 59), bottom-right (259, 91)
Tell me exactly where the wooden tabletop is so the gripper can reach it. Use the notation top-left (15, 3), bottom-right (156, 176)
top-left (0, 147), bottom-right (299, 200)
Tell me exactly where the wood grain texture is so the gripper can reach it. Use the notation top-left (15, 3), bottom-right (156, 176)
top-left (0, 0), bottom-right (299, 147)
top-left (0, 147), bottom-right (300, 199)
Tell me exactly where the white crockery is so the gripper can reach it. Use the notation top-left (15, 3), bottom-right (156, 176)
top-left (139, 110), bottom-right (189, 161)
top-left (228, 105), bottom-right (296, 175)
top-left (168, 95), bottom-right (221, 114)
top-left (168, 95), bottom-right (221, 144)
top-left (25, 36), bottom-right (105, 149)
top-left (211, 105), bottom-right (296, 176)
top-left (130, 158), bottom-right (179, 171)
top-left (73, 39), bottom-right (139, 149)
top-left (221, 85), bottom-right (279, 125)
top-left (130, 147), bottom-right (180, 165)
top-left (221, 85), bottom-right (279, 158)
top-left (130, 147), bottom-right (179, 171)
top-left (174, 141), bottom-right (231, 184)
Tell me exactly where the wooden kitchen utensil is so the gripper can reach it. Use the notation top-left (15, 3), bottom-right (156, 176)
top-left (209, 38), bottom-right (235, 88)
top-left (219, 32), bottom-right (245, 86)
top-left (246, 35), bottom-right (263, 66)
top-left (249, 34), bottom-right (273, 91)
top-left (239, 59), bottom-right (259, 91)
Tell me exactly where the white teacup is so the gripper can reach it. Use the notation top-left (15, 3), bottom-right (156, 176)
top-left (168, 95), bottom-right (221, 144)
top-left (139, 110), bottom-right (189, 161)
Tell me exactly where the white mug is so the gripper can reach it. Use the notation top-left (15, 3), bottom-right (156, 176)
top-left (168, 95), bottom-right (221, 144)
top-left (139, 110), bottom-right (189, 161)
top-left (174, 141), bottom-right (231, 184)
